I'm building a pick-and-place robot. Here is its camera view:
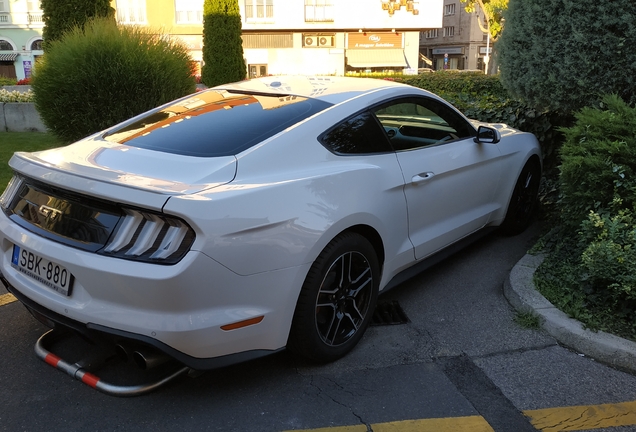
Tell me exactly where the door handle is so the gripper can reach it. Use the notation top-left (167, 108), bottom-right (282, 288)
top-left (411, 172), bottom-right (435, 184)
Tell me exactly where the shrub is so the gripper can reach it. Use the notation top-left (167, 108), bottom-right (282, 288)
top-left (202, 0), bottom-right (246, 86)
top-left (32, 18), bottom-right (196, 143)
top-left (579, 204), bottom-right (636, 302)
top-left (498, 0), bottom-right (636, 113)
top-left (0, 77), bottom-right (17, 86)
top-left (558, 94), bottom-right (636, 230)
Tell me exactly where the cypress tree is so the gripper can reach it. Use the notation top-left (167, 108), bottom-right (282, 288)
top-left (41, 0), bottom-right (114, 50)
top-left (202, 0), bottom-right (246, 86)
top-left (498, 0), bottom-right (636, 113)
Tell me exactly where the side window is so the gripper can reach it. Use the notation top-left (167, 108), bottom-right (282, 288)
top-left (320, 111), bottom-right (393, 155)
top-left (373, 97), bottom-right (475, 151)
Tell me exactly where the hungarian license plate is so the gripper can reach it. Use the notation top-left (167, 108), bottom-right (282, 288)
top-left (11, 245), bottom-right (74, 296)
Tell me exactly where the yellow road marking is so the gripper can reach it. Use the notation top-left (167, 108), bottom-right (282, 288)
top-left (285, 426), bottom-right (367, 432)
top-left (286, 401), bottom-right (636, 432)
top-left (284, 415), bottom-right (494, 432)
top-left (371, 416), bottom-right (494, 432)
top-left (0, 292), bottom-right (16, 306)
top-left (525, 400), bottom-right (636, 431)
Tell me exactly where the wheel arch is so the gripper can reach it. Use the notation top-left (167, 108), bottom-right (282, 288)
top-left (341, 224), bottom-right (386, 271)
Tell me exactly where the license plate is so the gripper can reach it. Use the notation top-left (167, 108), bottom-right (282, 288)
top-left (11, 245), bottom-right (74, 296)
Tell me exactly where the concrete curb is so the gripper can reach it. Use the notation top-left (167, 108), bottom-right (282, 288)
top-left (504, 253), bottom-right (636, 373)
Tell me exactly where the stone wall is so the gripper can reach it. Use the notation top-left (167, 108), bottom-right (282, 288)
top-left (0, 103), bottom-right (47, 133)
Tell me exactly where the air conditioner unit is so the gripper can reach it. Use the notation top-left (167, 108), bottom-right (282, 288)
top-left (318, 36), bottom-right (334, 47)
top-left (304, 36), bottom-right (317, 47)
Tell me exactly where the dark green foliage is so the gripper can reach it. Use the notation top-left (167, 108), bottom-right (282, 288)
top-left (41, 0), bottom-right (114, 49)
top-left (32, 18), bottom-right (196, 143)
top-left (202, 0), bottom-right (246, 86)
top-left (402, 71), bottom-right (509, 99)
top-left (534, 95), bottom-right (636, 342)
top-left (0, 77), bottom-right (17, 86)
top-left (558, 95), bottom-right (636, 230)
top-left (498, 0), bottom-right (636, 113)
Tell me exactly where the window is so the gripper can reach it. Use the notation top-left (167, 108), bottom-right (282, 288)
top-left (373, 97), bottom-right (474, 151)
top-left (305, 0), bottom-right (334, 22)
top-left (0, 39), bottom-right (13, 50)
top-left (26, 0), bottom-right (41, 12)
top-left (320, 112), bottom-right (393, 155)
top-left (30, 39), bottom-right (43, 51)
top-left (104, 91), bottom-right (332, 157)
top-left (175, 0), bottom-right (203, 24)
top-left (116, 0), bottom-right (146, 24)
top-left (443, 26), bottom-right (455, 37)
top-left (0, 1), bottom-right (6, 12)
top-left (425, 29), bottom-right (438, 39)
top-left (248, 64), bottom-right (268, 78)
top-left (245, 0), bottom-right (273, 20)
top-left (444, 3), bottom-right (455, 15)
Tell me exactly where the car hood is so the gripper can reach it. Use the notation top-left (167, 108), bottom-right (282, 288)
top-left (9, 137), bottom-right (237, 196)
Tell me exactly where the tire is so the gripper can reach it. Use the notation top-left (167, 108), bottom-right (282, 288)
top-left (288, 232), bottom-right (380, 363)
top-left (500, 158), bottom-right (541, 235)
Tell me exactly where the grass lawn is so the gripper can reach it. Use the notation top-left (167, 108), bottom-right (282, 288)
top-left (0, 132), bottom-right (64, 190)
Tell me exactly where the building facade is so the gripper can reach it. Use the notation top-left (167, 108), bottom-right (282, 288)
top-left (0, 0), bottom-right (44, 79)
top-left (0, 1), bottom-right (453, 80)
top-left (419, 0), bottom-right (489, 71)
top-left (112, 0), bottom-right (444, 77)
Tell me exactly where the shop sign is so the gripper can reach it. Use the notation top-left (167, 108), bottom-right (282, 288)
top-left (432, 47), bottom-right (463, 55)
top-left (347, 32), bottom-right (403, 49)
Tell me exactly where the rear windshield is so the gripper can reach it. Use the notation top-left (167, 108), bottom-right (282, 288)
top-left (103, 90), bottom-right (333, 157)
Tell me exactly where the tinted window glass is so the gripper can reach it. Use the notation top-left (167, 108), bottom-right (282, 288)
top-left (320, 111), bottom-right (393, 154)
top-left (103, 91), bottom-right (333, 157)
top-left (373, 97), bottom-right (475, 151)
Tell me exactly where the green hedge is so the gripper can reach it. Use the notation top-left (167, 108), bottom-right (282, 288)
top-left (558, 94), bottom-right (636, 230)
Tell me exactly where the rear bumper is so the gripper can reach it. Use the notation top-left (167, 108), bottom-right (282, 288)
top-left (0, 210), bottom-right (310, 368)
top-left (2, 275), bottom-right (282, 370)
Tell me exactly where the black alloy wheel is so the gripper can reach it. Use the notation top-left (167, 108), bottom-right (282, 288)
top-left (288, 232), bottom-right (379, 363)
top-left (500, 158), bottom-right (541, 235)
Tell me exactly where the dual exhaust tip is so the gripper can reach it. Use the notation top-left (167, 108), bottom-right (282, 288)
top-left (115, 343), bottom-right (172, 370)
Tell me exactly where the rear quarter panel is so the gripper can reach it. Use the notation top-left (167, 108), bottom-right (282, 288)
top-left (162, 110), bottom-right (413, 280)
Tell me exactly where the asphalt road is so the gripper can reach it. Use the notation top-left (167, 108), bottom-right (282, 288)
top-left (2, 223), bottom-right (636, 431)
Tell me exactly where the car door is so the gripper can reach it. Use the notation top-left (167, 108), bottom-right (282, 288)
top-left (372, 96), bottom-right (504, 260)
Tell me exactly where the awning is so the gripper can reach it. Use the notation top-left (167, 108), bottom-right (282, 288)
top-left (0, 52), bottom-right (18, 62)
top-left (419, 53), bottom-right (433, 66)
top-left (346, 49), bottom-right (408, 68)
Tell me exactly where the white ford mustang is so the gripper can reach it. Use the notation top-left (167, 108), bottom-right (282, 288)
top-left (0, 76), bottom-right (541, 369)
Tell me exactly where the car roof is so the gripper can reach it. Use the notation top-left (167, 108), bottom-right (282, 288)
top-left (214, 75), bottom-right (412, 105)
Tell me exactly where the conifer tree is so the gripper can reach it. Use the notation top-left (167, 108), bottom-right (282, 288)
top-left (202, 0), bottom-right (246, 86)
top-left (41, 0), bottom-right (114, 50)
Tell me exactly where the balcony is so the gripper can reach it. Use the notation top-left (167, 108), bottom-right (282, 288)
top-left (0, 11), bottom-right (44, 27)
top-left (28, 12), bottom-right (44, 24)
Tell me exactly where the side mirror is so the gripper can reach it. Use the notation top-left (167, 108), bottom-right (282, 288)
top-left (474, 125), bottom-right (501, 144)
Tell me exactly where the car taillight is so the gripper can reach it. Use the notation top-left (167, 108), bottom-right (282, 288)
top-left (102, 209), bottom-right (195, 264)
